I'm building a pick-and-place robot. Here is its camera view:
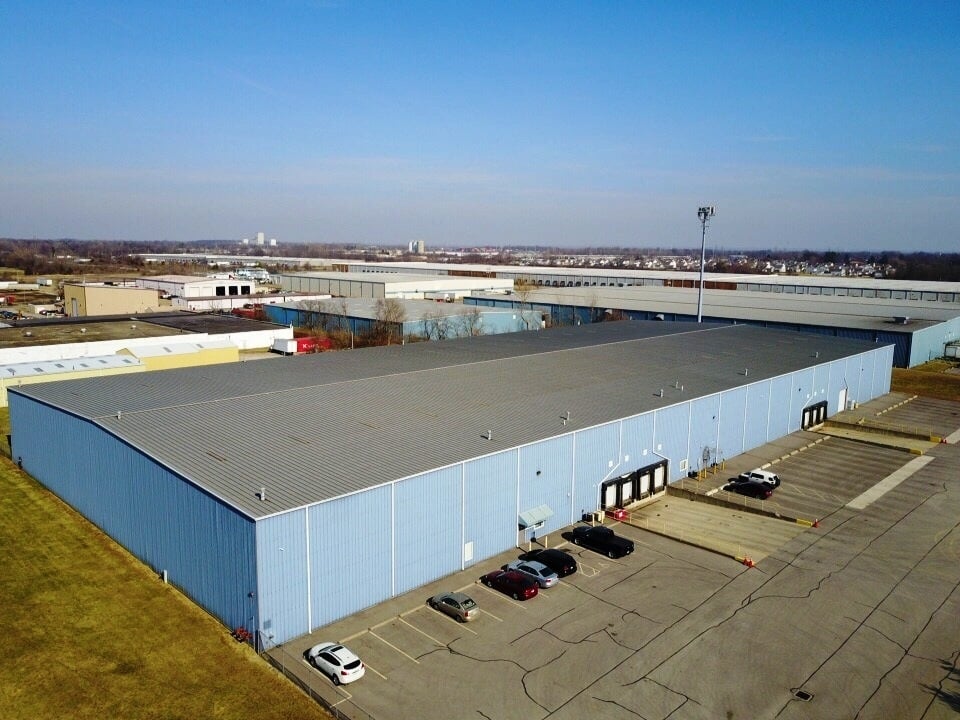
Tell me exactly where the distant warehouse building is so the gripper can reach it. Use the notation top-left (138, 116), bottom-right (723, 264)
top-left (263, 298), bottom-right (542, 341)
top-left (9, 322), bottom-right (893, 645)
top-left (63, 283), bottom-right (160, 317)
top-left (468, 286), bottom-right (960, 368)
top-left (276, 270), bottom-right (513, 299)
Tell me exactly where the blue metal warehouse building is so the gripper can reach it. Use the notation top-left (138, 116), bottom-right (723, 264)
top-left (9, 322), bottom-right (893, 645)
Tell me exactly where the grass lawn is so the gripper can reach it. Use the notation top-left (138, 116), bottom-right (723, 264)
top-left (0, 410), bottom-right (329, 720)
top-left (892, 358), bottom-right (960, 402)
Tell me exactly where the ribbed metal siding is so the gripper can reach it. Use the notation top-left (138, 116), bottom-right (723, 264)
top-left (873, 346), bottom-right (893, 395)
top-left (256, 511), bottom-right (309, 643)
top-left (907, 324), bottom-right (947, 367)
top-left (308, 485), bottom-right (392, 631)
top-left (621, 413), bottom-right (656, 467)
top-left (717, 386), bottom-right (747, 459)
top-left (856, 351), bottom-right (876, 403)
top-left (264, 305), bottom-right (298, 327)
top-left (573, 423), bottom-right (620, 522)
top-left (788, 368), bottom-right (816, 432)
top-left (812, 363), bottom-right (830, 407)
top-left (653, 403), bottom-right (690, 480)
top-left (10, 395), bottom-right (257, 634)
top-left (843, 356), bottom-right (862, 400)
top-left (874, 332), bottom-right (908, 367)
top-left (688, 395), bottom-right (721, 472)
top-left (464, 451), bottom-right (518, 566)
top-left (827, 359), bottom-right (847, 412)
top-left (768, 375), bottom-right (793, 439)
top-left (518, 436), bottom-right (575, 536)
top-left (394, 466), bottom-right (462, 595)
top-left (744, 381), bottom-right (772, 451)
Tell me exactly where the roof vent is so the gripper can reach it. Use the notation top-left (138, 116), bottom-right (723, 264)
top-left (258, 487), bottom-right (267, 501)
top-left (893, 316), bottom-right (910, 325)
top-left (483, 430), bottom-right (493, 440)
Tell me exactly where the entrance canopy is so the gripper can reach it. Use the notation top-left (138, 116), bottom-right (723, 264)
top-left (518, 504), bottom-right (554, 529)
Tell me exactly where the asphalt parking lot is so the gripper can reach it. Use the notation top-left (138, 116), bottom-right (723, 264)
top-left (270, 393), bottom-right (960, 720)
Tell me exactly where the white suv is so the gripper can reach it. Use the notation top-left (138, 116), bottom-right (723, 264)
top-left (737, 468), bottom-right (781, 488)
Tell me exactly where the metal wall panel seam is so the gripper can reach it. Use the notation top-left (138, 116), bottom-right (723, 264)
top-left (516, 448), bottom-right (521, 538)
top-left (570, 431), bottom-right (577, 525)
top-left (461, 462), bottom-right (466, 571)
top-left (716, 392), bottom-right (723, 461)
top-left (391, 482), bottom-right (396, 597)
top-left (686, 399), bottom-right (693, 471)
top-left (304, 505), bottom-right (311, 632)
top-left (765, 374), bottom-right (773, 442)
top-left (741, 385), bottom-right (749, 453)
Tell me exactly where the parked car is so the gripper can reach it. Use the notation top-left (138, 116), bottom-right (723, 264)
top-left (519, 548), bottom-right (578, 577)
top-left (726, 480), bottom-right (774, 500)
top-left (480, 569), bottom-right (539, 600)
top-left (502, 559), bottom-right (559, 588)
top-left (737, 468), bottom-right (781, 487)
top-left (428, 591), bottom-right (479, 622)
top-left (305, 642), bottom-right (365, 685)
top-left (571, 525), bottom-right (635, 558)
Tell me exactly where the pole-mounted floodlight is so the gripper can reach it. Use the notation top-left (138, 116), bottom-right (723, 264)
top-left (696, 206), bottom-right (715, 323)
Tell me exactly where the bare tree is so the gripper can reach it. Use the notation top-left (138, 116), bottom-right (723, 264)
top-left (460, 305), bottom-right (485, 337)
top-left (421, 308), bottom-right (451, 341)
top-left (373, 297), bottom-right (406, 345)
top-left (513, 279), bottom-right (536, 330)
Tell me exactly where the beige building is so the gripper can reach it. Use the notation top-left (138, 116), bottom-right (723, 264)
top-left (117, 339), bottom-right (239, 371)
top-left (64, 283), bottom-right (160, 317)
top-left (0, 355), bottom-right (145, 407)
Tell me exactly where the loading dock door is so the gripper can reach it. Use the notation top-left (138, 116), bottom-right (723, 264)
top-left (638, 471), bottom-right (651, 495)
top-left (801, 400), bottom-right (828, 430)
top-left (653, 465), bottom-right (665, 491)
top-left (600, 459), bottom-right (668, 510)
top-left (604, 483), bottom-right (617, 509)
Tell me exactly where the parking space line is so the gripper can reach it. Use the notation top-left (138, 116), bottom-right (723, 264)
top-left (340, 629), bottom-right (369, 643)
top-left (474, 583), bottom-right (528, 609)
top-left (369, 630), bottom-right (421, 664)
top-left (371, 617), bottom-right (396, 631)
top-left (364, 661), bottom-right (388, 680)
top-left (479, 608), bottom-right (503, 622)
top-left (399, 616), bottom-right (450, 644)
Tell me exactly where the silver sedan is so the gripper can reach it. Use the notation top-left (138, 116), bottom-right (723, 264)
top-left (502, 559), bottom-right (559, 588)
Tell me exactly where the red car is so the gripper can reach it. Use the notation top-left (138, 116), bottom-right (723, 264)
top-left (480, 569), bottom-right (539, 600)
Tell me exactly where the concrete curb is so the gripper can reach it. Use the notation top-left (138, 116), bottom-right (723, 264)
top-left (760, 436), bottom-right (829, 469)
top-left (665, 485), bottom-right (819, 528)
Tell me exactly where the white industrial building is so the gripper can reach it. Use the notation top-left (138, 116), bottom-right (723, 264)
top-left (277, 271), bottom-right (513, 300)
top-left (136, 275), bottom-right (258, 300)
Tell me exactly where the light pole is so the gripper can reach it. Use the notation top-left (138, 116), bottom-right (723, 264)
top-left (696, 206), bottom-right (715, 323)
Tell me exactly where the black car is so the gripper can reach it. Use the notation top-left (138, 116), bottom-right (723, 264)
top-left (519, 548), bottom-right (578, 577)
top-left (571, 525), bottom-right (634, 558)
top-left (725, 480), bottom-right (774, 500)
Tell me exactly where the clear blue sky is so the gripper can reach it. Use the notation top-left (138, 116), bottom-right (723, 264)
top-left (2, 1), bottom-right (958, 251)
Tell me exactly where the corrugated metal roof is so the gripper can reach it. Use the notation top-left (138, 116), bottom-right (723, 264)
top-left (1, 355), bottom-right (142, 378)
top-left (474, 286), bottom-right (958, 331)
top-left (122, 339), bottom-right (237, 358)
top-left (11, 322), bottom-right (886, 519)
